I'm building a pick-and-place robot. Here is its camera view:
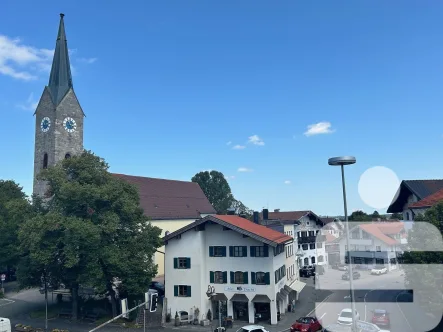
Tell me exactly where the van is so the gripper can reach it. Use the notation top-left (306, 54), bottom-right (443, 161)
top-left (0, 318), bottom-right (11, 332)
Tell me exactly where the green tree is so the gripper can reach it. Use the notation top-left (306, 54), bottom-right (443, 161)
top-left (231, 199), bottom-right (253, 220)
top-left (399, 202), bottom-right (443, 316)
top-left (348, 210), bottom-right (371, 222)
top-left (19, 151), bottom-right (162, 319)
top-left (0, 180), bottom-right (34, 277)
top-left (390, 212), bottom-right (403, 220)
top-left (191, 171), bottom-right (234, 214)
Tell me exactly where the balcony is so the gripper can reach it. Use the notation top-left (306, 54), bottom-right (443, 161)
top-left (297, 235), bottom-right (326, 244)
top-left (349, 238), bottom-right (373, 246)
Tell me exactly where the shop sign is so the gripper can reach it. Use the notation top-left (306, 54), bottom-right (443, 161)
top-left (224, 286), bottom-right (256, 292)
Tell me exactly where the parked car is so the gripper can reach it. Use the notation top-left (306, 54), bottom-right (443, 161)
top-left (337, 308), bottom-right (360, 325)
top-left (0, 317), bottom-right (11, 332)
top-left (371, 309), bottom-right (390, 328)
top-left (342, 271), bottom-right (360, 280)
top-left (371, 265), bottom-right (387, 275)
top-left (237, 325), bottom-right (269, 332)
top-left (299, 267), bottom-right (314, 278)
top-left (337, 264), bottom-right (348, 271)
top-left (290, 316), bottom-right (322, 331)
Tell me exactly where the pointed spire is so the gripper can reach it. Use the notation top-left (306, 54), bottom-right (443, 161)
top-left (48, 13), bottom-right (73, 105)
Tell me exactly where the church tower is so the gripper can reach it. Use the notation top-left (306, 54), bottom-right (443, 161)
top-left (33, 14), bottom-right (85, 197)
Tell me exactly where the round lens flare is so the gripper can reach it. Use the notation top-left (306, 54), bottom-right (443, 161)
top-left (358, 166), bottom-right (400, 209)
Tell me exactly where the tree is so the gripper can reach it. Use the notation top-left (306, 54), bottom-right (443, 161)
top-left (390, 212), bottom-right (403, 220)
top-left (231, 199), bottom-right (253, 220)
top-left (348, 210), bottom-right (371, 222)
top-left (19, 151), bottom-right (162, 319)
top-left (0, 180), bottom-right (34, 278)
top-left (399, 202), bottom-right (443, 316)
top-left (191, 171), bottom-right (234, 214)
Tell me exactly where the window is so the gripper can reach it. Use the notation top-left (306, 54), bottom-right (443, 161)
top-left (65, 153), bottom-right (71, 159)
top-left (304, 257), bottom-right (309, 265)
top-left (210, 271), bottom-right (227, 284)
top-left (318, 255), bottom-right (324, 263)
top-left (250, 246), bottom-right (268, 257)
top-left (309, 231), bottom-right (315, 237)
top-left (306, 221), bottom-right (310, 226)
top-left (406, 212), bottom-right (410, 221)
top-left (230, 246), bottom-right (247, 257)
top-left (43, 153), bottom-right (48, 169)
top-left (345, 245), bottom-right (348, 251)
top-left (376, 246), bottom-right (381, 252)
top-left (209, 246), bottom-right (227, 257)
top-left (231, 271), bottom-right (248, 284)
top-left (252, 272), bottom-right (269, 285)
top-left (300, 231), bottom-right (307, 238)
top-left (311, 257), bottom-right (316, 264)
top-left (302, 244), bottom-right (308, 250)
top-left (309, 243), bottom-right (315, 250)
top-left (317, 242), bottom-right (322, 249)
top-left (274, 244), bottom-right (284, 256)
top-left (173, 257), bottom-right (191, 269)
top-left (174, 285), bottom-right (191, 297)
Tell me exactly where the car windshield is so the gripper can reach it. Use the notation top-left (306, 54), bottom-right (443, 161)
top-left (374, 311), bottom-right (386, 317)
top-left (374, 265), bottom-right (384, 269)
top-left (340, 311), bottom-right (353, 318)
top-left (296, 318), bottom-right (311, 324)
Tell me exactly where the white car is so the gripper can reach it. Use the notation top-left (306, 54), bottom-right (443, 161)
top-left (371, 265), bottom-right (387, 275)
top-left (237, 325), bottom-right (269, 332)
top-left (337, 308), bottom-right (360, 325)
top-left (0, 317), bottom-right (11, 332)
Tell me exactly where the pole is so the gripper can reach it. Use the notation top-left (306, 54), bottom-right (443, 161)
top-left (340, 164), bottom-right (357, 332)
top-left (143, 308), bottom-right (146, 332)
top-left (219, 300), bottom-right (222, 329)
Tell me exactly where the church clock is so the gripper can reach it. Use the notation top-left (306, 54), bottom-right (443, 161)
top-left (40, 117), bottom-right (51, 132)
top-left (63, 117), bottom-right (77, 133)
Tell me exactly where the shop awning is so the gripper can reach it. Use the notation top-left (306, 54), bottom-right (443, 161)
top-left (280, 288), bottom-right (290, 296)
top-left (276, 292), bottom-right (284, 301)
top-left (211, 293), bottom-right (228, 301)
top-left (287, 280), bottom-right (306, 293)
top-left (284, 285), bottom-right (293, 294)
top-left (230, 293), bottom-right (249, 302)
top-left (251, 294), bottom-right (271, 303)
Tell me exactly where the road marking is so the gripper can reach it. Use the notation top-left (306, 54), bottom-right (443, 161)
top-left (307, 293), bottom-right (333, 317)
top-left (0, 298), bottom-right (15, 307)
top-left (320, 312), bottom-right (326, 319)
top-left (396, 291), bottom-right (414, 332)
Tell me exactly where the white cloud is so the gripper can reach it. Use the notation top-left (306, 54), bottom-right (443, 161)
top-left (238, 167), bottom-right (253, 172)
top-left (248, 135), bottom-right (265, 146)
top-left (226, 141), bottom-right (232, 145)
top-left (304, 122), bottom-right (335, 137)
top-left (232, 145), bottom-right (246, 150)
top-left (0, 35), bottom-right (95, 81)
top-left (16, 92), bottom-right (38, 111)
top-left (225, 175), bottom-right (235, 180)
top-left (77, 57), bottom-right (97, 64)
top-left (284, 180), bottom-right (291, 185)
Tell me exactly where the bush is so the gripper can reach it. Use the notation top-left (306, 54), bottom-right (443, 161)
top-left (207, 309), bottom-right (212, 321)
top-left (166, 313), bottom-right (171, 323)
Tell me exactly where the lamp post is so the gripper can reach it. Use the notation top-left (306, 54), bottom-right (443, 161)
top-left (206, 285), bottom-right (222, 331)
top-left (328, 156), bottom-right (357, 332)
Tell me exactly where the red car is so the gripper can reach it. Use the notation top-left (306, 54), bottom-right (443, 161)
top-left (371, 309), bottom-right (390, 327)
top-left (290, 316), bottom-right (322, 332)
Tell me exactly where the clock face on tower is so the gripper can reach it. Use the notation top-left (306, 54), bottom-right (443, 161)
top-left (40, 117), bottom-right (51, 132)
top-left (63, 117), bottom-right (77, 133)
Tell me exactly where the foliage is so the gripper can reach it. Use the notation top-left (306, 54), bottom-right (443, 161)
top-left (206, 308), bottom-right (212, 321)
top-left (231, 199), bottom-right (253, 219)
top-left (18, 150), bottom-right (162, 317)
top-left (0, 180), bottom-right (34, 272)
top-left (191, 171), bottom-right (234, 214)
top-left (399, 202), bottom-right (443, 315)
top-left (390, 212), bottom-right (403, 220)
top-left (348, 210), bottom-right (372, 222)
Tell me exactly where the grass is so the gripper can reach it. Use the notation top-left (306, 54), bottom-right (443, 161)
top-left (30, 306), bottom-right (60, 319)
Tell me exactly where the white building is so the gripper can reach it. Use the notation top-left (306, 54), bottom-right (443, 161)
top-left (260, 210), bottom-right (327, 269)
top-left (337, 222), bottom-right (407, 271)
top-left (164, 214), bottom-right (305, 325)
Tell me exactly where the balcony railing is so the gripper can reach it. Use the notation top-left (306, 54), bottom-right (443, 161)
top-left (297, 235), bottom-right (326, 244)
top-left (349, 238), bottom-right (373, 246)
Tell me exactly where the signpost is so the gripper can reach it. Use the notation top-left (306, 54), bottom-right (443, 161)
top-left (1, 274), bottom-right (5, 294)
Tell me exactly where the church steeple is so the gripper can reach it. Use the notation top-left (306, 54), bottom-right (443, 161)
top-left (48, 13), bottom-right (73, 105)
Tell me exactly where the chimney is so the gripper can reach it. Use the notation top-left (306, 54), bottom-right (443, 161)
top-left (263, 209), bottom-right (268, 220)
top-left (274, 209), bottom-right (280, 213)
top-left (253, 211), bottom-right (259, 224)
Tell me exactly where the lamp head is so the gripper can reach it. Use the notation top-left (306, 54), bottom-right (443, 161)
top-left (328, 156), bottom-right (356, 166)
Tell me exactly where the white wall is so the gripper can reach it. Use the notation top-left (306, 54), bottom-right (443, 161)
top-left (293, 216), bottom-right (327, 267)
top-left (165, 222), bottom-right (288, 324)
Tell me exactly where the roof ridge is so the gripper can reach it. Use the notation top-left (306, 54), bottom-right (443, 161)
top-left (112, 173), bottom-right (196, 184)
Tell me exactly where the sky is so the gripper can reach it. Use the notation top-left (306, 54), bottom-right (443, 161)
top-left (1, 1), bottom-right (443, 216)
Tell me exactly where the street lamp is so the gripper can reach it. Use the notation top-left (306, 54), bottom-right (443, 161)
top-left (206, 285), bottom-right (223, 331)
top-left (328, 156), bottom-right (357, 332)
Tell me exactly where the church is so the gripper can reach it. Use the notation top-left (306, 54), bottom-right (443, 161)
top-left (32, 14), bottom-right (216, 279)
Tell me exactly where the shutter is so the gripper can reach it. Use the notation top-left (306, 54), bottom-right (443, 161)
top-left (209, 246), bottom-right (214, 257)
top-left (242, 246), bottom-right (247, 257)
top-left (251, 272), bottom-right (256, 284)
top-left (223, 271), bottom-right (227, 283)
top-left (229, 246), bottom-right (234, 257)
top-left (186, 257), bottom-right (191, 268)
top-left (210, 271), bottom-right (214, 283)
top-left (250, 246), bottom-right (256, 257)
top-left (187, 286), bottom-right (191, 297)
top-left (230, 271), bottom-right (234, 283)
top-left (174, 285), bottom-right (178, 296)
top-left (274, 271), bottom-right (278, 284)
top-left (173, 258), bottom-right (178, 269)
top-left (265, 272), bottom-right (270, 285)
top-left (221, 246), bottom-right (227, 257)
top-left (264, 246), bottom-right (269, 257)
top-left (243, 272), bottom-right (248, 284)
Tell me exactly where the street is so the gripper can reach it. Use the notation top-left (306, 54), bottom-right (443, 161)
top-left (309, 267), bottom-right (442, 331)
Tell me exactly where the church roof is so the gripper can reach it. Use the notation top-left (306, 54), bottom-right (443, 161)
top-left (112, 173), bottom-right (216, 220)
top-left (48, 13), bottom-right (73, 105)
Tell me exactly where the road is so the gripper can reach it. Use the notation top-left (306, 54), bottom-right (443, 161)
top-left (310, 267), bottom-right (442, 331)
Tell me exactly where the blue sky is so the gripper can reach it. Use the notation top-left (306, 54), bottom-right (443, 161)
top-left (1, 1), bottom-right (443, 216)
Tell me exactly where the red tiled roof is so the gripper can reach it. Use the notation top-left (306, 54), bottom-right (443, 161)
top-left (265, 210), bottom-right (311, 221)
top-left (325, 233), bottom-right (338, 243)
top-left (112, 173), bottom-right (216, 219)
top-left (359, 222), bottom-right (405, 245)
top-left (214, 215), bottom-right (292, 245)
top-left (163, 214), bottom-right (293, 246)
top-left (409, 188), bottom-right (443, 209)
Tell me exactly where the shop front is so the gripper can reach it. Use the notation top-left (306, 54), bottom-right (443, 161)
top-left (230, 293), bottom-right (249, 321)
top-left (251, 294), bottom-right (271, 323)
top-left (211, 293), bottom-right (228, 321)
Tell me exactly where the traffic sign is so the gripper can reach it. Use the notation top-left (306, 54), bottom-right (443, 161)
top-left (1, 274), bottom-right (5, 281)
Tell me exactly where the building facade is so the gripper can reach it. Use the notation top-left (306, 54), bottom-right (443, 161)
top-left (164, 215), bottom-right (304, 325)
top-left (337, 222), bottom-right (407, 271)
